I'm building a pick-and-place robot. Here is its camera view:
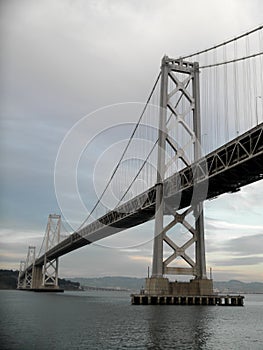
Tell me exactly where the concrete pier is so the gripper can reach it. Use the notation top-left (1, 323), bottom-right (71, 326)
top-left (145, 277), bottom-right (214, 296)
top-left (131, 277), bottom-right (244, 306)
top-left (131, 294), bottom-right (244, 306)
top-left (18, 287), bottom-right (64, 293)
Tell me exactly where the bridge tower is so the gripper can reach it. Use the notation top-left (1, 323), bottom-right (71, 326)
top-left (42, 214), bottom-right (61, 289)
top-left (24, 246), bottom-right (36, 288)
top-left (146, 56), bottom-right (213, 296)
top-left (17, 214), bottom-right (63, 292)
top-left (17, 260), bottom-right (26, 289)
top-left (17, 246), bottom-right (36, 289)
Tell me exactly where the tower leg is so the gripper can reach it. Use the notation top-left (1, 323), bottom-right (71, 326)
top-left (149, 56), bottom-right (212, 296)
top-left (32, 266), bottom-right (44, 289)
top-left (152, 57), bottom-right (168, 278)
top-left (195, 203), bottom-right (207, 279)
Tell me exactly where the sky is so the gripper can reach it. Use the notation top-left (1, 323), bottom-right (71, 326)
top-left (0, 0), bottom-right (263, 282)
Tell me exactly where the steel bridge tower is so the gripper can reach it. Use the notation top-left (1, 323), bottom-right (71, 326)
top-left (146, 56), bottom-right (213, 296)
top-left (17, 214), bottom-right (63, 291)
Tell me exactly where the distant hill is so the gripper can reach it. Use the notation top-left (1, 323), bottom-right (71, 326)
top-left (70, 276), bottom-right (263, 294)
top-left (1, 270), bottom-right (263, 293)
top-left (70, 276), bottom-right (145, 291)
top-left (214, 280), bottom-right (263, 294)
top-left (0, 269), bottom-right (19, 289)
top-left (0, 269), bottom-right (81, 290)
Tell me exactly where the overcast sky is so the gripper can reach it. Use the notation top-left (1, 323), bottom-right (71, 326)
top-left (0, 0), bottom-right (263, 282)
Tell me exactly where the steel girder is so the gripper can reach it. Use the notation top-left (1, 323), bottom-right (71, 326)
top-left (22, 123), bottom-right (263, 273)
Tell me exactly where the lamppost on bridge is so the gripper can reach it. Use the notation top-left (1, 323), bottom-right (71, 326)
top-left (256, 96), bottom-right (262, 125)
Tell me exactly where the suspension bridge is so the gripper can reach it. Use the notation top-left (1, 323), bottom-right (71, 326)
top-left (17, 25), bottom-right (263, 304)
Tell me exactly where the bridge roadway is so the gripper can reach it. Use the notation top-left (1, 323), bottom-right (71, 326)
top-left (28, 122), bottom-right (263, 271)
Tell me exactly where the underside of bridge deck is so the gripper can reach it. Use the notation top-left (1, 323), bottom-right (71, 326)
top-left (23, 123), bottom-right (262, 270)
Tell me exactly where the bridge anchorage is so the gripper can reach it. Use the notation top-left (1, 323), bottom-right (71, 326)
top-left (17, 214), bottom-right (64, 292)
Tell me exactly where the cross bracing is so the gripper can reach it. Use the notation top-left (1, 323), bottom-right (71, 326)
top-left (21, 122), bottom-right (263, 277)
top-left (18, 24), bottom-right (263, 288)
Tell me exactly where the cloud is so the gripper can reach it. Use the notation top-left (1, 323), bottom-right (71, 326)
top-left (222, 234), bottom-right (263, 255)
top-left (128, 255), bottom-right (152, 263)
top-left (211, 256), bottom-right (263, 266)
top-left (205, 184), bottom-right (263, 226)
top-left (1, 0), bottom-right (263, 280)
top-left (206, 220), bottom-right (263, 233)
top-left (0, 228), bottom-right (44, 269)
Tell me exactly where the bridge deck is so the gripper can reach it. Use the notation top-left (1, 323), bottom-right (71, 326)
top-left (29, 123), bottom-right (262, 269)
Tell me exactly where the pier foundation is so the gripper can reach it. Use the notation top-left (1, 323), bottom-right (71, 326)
top-left (132, 277), bottom-right (244, 306)
top-left (145, 277), bottom-right (214, 296)
top-left (131, 294), bottom-right (244, 306)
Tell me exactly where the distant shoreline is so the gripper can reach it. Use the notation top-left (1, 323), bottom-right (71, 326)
top-left (1, 270), bottom-right (263, 294)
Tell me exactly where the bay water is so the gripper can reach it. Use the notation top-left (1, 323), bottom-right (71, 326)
top-left (0, 290), bottom-right (262, 349)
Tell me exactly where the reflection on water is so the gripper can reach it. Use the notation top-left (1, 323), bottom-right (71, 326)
top-left (145, 304), bottom-right (214, 349)
top-left (0, 290), bottom-right (262, 349)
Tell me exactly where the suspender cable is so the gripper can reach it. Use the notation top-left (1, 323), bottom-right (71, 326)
top-left (233, 40), bottom-right (239, 136)
top-left (77, 72), bottom-right (161, 230)
top-left (180, 24), bottom-right (263, 60)
top-left (223, 44), bottom-right (229, 142)
top-left (200, 51), bottom-right (263, 68)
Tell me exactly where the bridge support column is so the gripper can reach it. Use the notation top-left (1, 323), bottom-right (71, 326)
top-left (152, 56), bottom-right (168, 278)
top-left (150, 56), bottom-right (211, 296)
top-left (32, 265), bottom-right (44, 289)
top-left (41, 214), bottom-right (61, 290)
top-left (195, 203), bottom-right (207, 279)
top-left (17, 260), bottom-right (26, 289)
top-left (24, 246), bottom-right (36, 289)
top-left (18, 214), bottom-right (63, 292)
top-left (17, 246), bottom-right (36, 290)
top-left (193, 58), bottom-right (207, 280)
top-left (42, 257), bottom-right (59, 289)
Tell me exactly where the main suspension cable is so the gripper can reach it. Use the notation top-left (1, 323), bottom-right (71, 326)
top-left (180, 24), bottom-right (263, 60)
top-left (115, 138), bottom-right (158, 208)
top-left (77, 71), bottom-right (161, 230)
top-left (200, 51), bottom-right (263, 69)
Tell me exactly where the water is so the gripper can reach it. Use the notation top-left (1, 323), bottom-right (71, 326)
top-left (0, 290), bottom-right (262, 350)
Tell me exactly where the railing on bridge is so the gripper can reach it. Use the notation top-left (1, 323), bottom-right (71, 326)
top-left (18, 122), bottom-right (263, 289)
